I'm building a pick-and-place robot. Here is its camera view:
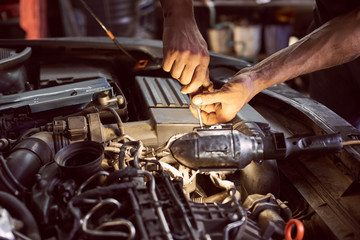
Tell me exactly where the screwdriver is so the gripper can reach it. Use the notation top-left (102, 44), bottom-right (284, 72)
top-left (189, 80), bottom-right (213, 129)
top-left (189, 89), bottom-right (203, 129)
top-left (196, 107), bottom-right (203, 129)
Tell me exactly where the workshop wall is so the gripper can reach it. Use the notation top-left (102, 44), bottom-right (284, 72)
top-left (0, 0), bottom-right (314, 59)
top-left (193, 1), bottom-right (314, 63)
top-left (192, 0), bottom-right (314, 93)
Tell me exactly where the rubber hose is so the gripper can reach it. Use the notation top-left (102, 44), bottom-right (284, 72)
top-left (0, 191), bottom-right (41, 240)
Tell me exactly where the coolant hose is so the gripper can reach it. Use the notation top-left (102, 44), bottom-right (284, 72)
top-left (0, 137), bottom-right (53, 196)
top-left (103, 107), bottom-right (125, 135)
top-left (0, 191), bottom-right (41, 240)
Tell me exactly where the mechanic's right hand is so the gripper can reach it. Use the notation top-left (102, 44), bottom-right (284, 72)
top-left (190, 70), bottom-right (258, 125)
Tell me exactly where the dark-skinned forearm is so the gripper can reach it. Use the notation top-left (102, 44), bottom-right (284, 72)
top-left (159, 0), bottom-right (194, 20)
top-left (247, 7), bottom-right (360, 93)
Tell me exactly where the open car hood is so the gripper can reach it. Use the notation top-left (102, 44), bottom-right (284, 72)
top-left (0, 37), bottom-right (358, 240)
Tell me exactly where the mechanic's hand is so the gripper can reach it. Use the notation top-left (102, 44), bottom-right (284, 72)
top-left (190, 70), bottom-right (258, 125)
top-left (162, 17), bottom-right (210, 94)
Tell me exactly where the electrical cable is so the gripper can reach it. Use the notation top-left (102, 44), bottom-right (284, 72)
top-left (102, 107), bottom-right (125, 135)
top-left (343, 140), bottom-right (360, 146)
top-left (119, 141), bottom-right (141, 169)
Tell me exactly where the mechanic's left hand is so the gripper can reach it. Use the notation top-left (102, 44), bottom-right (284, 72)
top-left (162, 17), bottom-right (210, 94)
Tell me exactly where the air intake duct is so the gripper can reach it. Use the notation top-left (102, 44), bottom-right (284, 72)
top-left (0, 137), bottom-right (53, 197)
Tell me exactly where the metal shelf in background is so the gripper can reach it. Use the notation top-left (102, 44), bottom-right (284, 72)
top-left (193, 0), bottom-right (315, 7)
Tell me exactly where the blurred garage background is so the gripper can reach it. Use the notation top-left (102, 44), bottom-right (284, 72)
top-left (0, 0), bottom-right (314, 91)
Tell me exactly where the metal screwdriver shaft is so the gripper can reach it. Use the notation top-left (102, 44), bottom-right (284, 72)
top-left (190, 95), bottom-right (203, 128)
top-left (197, 108), bottom-right (203, 128)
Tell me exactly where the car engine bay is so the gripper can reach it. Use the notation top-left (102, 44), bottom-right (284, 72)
top-left (0, 38), bottom-right (359, 240)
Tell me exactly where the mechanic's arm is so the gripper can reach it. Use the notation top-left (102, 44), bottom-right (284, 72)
top-left (160, 0), bottom-right (211, 93)
top-left (192, 7), bottom-right (360, 125)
